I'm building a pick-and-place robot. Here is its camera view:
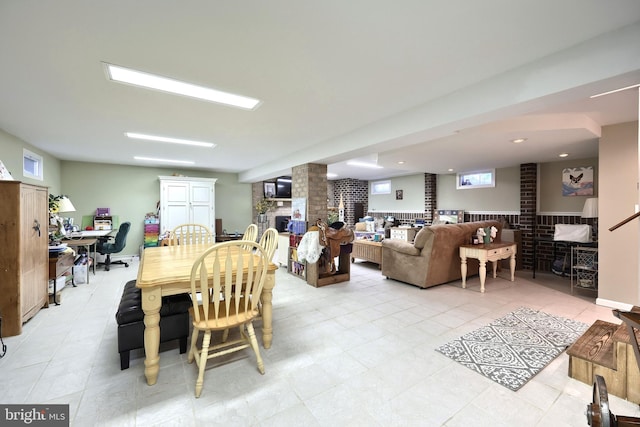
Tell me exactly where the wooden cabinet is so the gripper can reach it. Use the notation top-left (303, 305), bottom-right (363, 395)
top-left (159, 176), bottom-right (217, 236)
top-left (0, 181), bottom-right (49, 336)
top-left (390, 227), bottom-right (419, 242)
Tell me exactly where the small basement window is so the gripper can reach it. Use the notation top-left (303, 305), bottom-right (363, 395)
top-left (457, 169), bottom-right (495, 189)
top-left (23, 149), bottom-right (43, 181)
top-left (371, 180), bottom-right (391, 195)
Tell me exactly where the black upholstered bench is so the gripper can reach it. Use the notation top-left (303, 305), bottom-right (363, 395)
top-left (116, 280), bottom-right (192, 370)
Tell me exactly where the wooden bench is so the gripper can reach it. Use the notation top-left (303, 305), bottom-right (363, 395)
top-left (567, 317), bottom-right (640, 403)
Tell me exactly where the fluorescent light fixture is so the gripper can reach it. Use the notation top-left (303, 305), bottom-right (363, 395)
top-left (347, 161), bottom-right (383, 169)
top-left (590, 83), bottom-right (640, 98)
top-left (134, 156), bottom-right (195, 165)
top-left (126, 132), bottom-right (215, 148)
top-left (327, 173), bottom-right (338, 178)
top-left (105, 63), bottom-right (261, 110)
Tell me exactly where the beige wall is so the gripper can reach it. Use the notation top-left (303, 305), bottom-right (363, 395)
top-left (539, 157), bottom-right (598, 213)
top-left (437, 166), bottom-right (520, 212)
top-left (599, 121), bottom-right (639, 306)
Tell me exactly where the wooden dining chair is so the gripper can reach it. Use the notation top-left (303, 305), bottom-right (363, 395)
top-left (187, 240), bottom-right (268, 398)
top-left (242, 223), bottom-right (258, 242)
top-left (258, 227), bottom-right (279, 262)
top-left (168, 223), bottom-right (213, 246)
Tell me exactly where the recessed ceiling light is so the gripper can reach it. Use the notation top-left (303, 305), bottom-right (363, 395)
top-left (346, 161), bottom-right (383, 169)
top-left (559, 153), bottom-right (569, 158)
top-left (448, 168), bottom-right (454, 172)
top-left (126, 132), bottom-right (215, 148)
top-left (397, 161), bottom-right (405, 165)
top-left (104, 63), bottom-right (261, 110)
top-left (511, 138), bottom-right (527, 144)
top-left (590, 83), bottom-right (640, 98)
top-left (134, 156), bottom-right (195, 165)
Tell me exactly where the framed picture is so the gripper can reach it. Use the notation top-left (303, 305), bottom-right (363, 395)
top-left (263, 182), bottom-right (276, 198)
top-left (396, 189), bottom-right (403, 200)
top-left (562, 166), bottom-right (594, 197)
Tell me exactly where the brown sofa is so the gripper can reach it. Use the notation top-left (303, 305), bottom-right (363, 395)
top-left (381, 220), bottom-right (503, 288)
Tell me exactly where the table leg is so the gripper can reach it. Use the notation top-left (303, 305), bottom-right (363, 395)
top-left (260, 271), bottom-right (275, 349)
top-left (85, 244), bottom-right (90, 284)
top-left (460, 256), bottom-right (468, 289)
top-left (479, 260), bottom-right (487, 293)
top-left (510, 253), bottom-right (516, 281)
top-left (492, 260), bottom-right (498, 278)
top-left (141, 286), bottom-right (162, 385)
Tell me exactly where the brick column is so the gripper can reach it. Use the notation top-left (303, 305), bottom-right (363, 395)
top-left (424, 173), bottom-right (437, 223)
top-left (520, 163), bottom-right (537, 270)
top-left (293, 163), bottom-right (327, 227)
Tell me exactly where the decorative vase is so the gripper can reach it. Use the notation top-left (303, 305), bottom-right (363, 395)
top-left (257, 213), bottom-right (267, 223)
top-left (483, 227), bottom-right (491, 244)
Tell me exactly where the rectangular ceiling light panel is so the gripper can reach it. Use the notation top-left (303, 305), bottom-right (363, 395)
top-left (105, 63), bottom-right (261, 110)
top-left (126, 132), bottom-right (215, 148)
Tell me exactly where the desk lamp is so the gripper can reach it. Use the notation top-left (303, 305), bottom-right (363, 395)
top-left (56, 196), bottom-right (76, 234)
top-left (581, 198), bottom-right (598, 239)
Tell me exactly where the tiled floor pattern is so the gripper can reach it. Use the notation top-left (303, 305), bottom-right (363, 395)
top-left (2, 258), bottom-right (639, 426)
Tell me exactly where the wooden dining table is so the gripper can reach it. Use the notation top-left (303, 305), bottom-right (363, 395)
top-left (136, 243), bottom-right (278, 386)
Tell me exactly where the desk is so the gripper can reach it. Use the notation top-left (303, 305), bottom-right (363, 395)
top-left (459, 243), bottom-right (517, 293)
top-left (62, 238), bottom-right (98, 283)
top-left (136, 243), bottom-right (278, 385)
top-left (74, 230), bottom-right (112, 238)
top-left (48, 251), bottom-right (75, 305)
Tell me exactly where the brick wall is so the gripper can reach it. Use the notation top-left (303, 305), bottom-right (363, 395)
top-left (331, 178), bottom-right (369, 226)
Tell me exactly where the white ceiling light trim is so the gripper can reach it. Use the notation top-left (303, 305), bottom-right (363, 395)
top-left (134, 156), bottom-right (195, 165)
top-left (126, 132), bottom-right (215, 148)
top-left (104, 63), bottom-right (261, 110)
top-left (590, 83), bottom-right (640, 98)
top-left (346, 161), bottom-right (383, 169)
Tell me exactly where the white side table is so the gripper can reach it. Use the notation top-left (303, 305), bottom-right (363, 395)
top-left (459, 242), bottom-right (517, 292)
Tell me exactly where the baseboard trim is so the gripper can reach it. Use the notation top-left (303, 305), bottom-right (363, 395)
top-left (596, 297), bottom-right (634, 311)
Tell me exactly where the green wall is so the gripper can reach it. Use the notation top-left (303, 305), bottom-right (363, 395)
top-left (368, 174), bottom-right (425, 212)
top-left (0, 128), bottom-right (62, 193)
top-left (60, 161), bottom-right (252, 256)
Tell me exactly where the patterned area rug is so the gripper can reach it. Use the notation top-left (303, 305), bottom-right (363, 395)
top-left (436, 307), bottom-right (589, 391)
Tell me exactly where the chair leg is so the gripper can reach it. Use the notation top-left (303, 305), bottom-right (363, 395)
top-left (120, 351), bottom-right (130, 370)
top-left (246, 322), bottom-right (265, 375)
top-left (105, 254), bottom-right (111, 271)
top-left (195, 331), bottom-right (211, 398)
top-left (188, 328), bottom-right (198, 363)
top-left (179, 336), bottom-right (187, 354)
top-left (222, 328), bottom-right (229, 343)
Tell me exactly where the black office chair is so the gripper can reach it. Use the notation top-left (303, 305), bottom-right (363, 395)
top-left (97, 222), bottom-right (131, 271)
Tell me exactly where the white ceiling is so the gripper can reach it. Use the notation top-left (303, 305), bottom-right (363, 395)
top-left (0, 1), bottom-right (639, 182)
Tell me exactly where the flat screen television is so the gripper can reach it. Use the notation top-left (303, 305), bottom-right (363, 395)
top-left (276, 176), bottom-right (292, 198)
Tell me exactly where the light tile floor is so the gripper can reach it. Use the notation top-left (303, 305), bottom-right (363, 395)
top-left (2, 258), bottom-right (639, 426)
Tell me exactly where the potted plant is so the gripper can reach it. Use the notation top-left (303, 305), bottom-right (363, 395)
top-left (255, 197), bottom-right (275, 223)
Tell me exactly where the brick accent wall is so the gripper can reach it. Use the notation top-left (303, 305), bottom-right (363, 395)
top-left (331, 178), bottom-right (369, 226)
top-left (520, 163), bottom-right (537, 270)
top-left (424, 173), bottom-right (437, 223)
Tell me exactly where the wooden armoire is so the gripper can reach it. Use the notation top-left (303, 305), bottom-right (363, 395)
top-left (0, 181), bottom-right (49, 336)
